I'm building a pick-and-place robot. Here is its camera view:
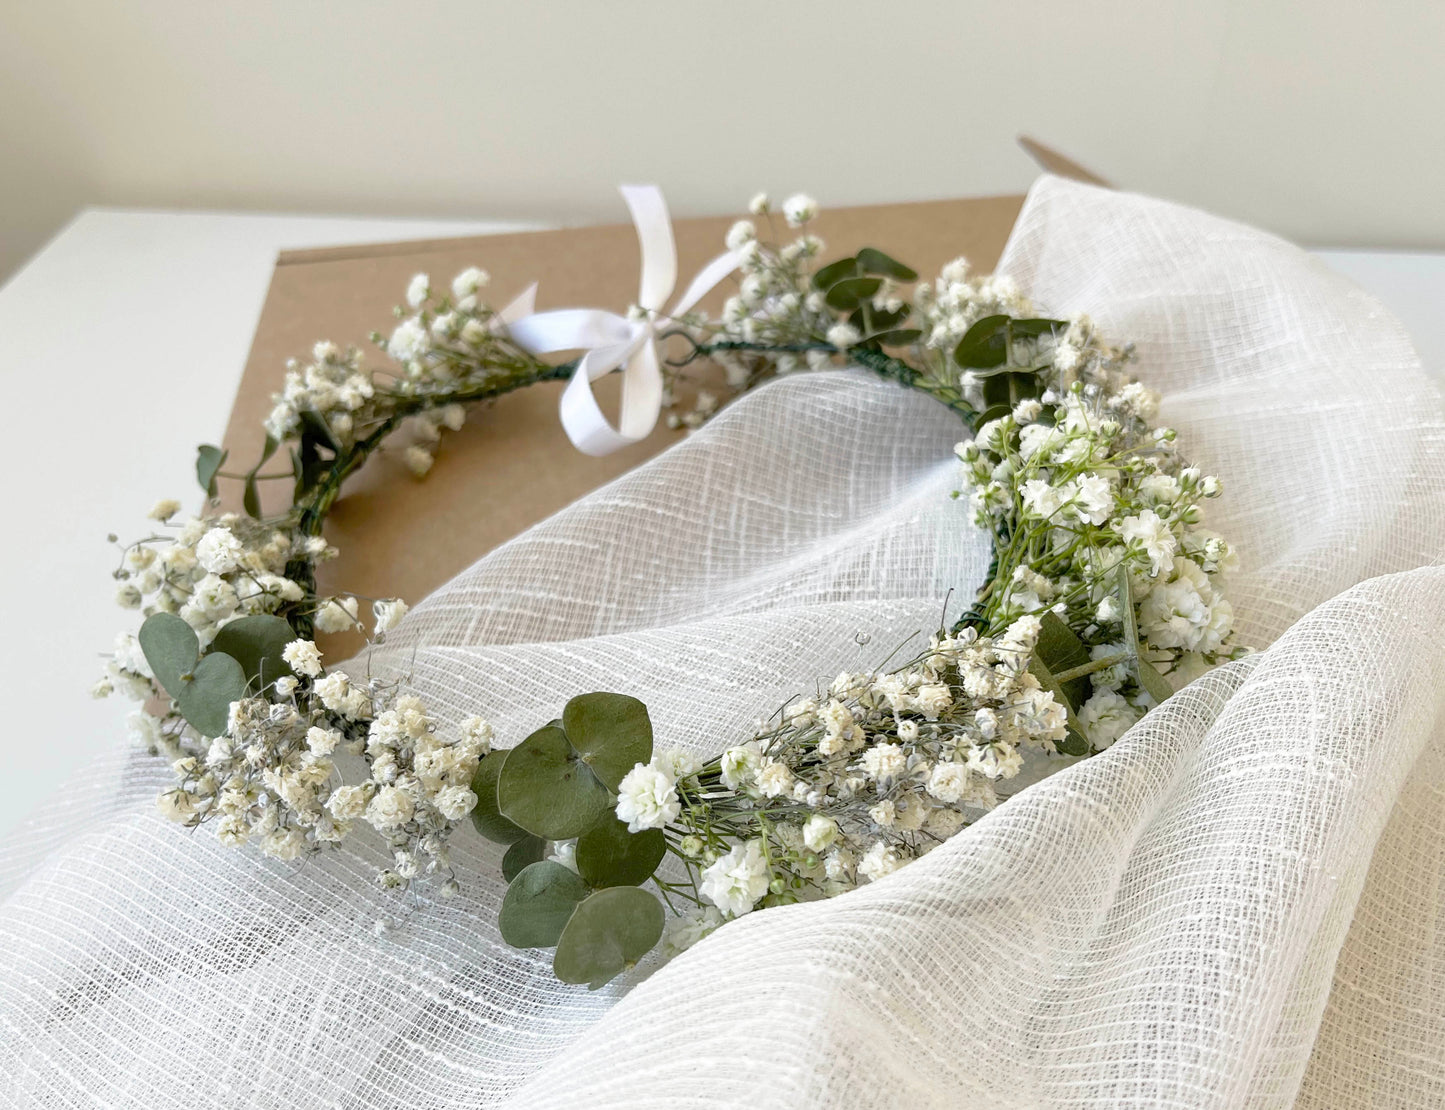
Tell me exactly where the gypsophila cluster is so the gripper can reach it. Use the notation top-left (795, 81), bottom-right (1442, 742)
top-left (607, 616), bottom-right (1064, 956)
top-left (950, 313), bottom-right (1239, 743)
top-left (100, 262), bottom-right (580, 890)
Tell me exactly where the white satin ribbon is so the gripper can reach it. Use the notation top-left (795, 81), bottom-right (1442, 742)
top-left (507, 185), bottom-right (741, 455)
top-left (492, 282), bottom-right (538, 330)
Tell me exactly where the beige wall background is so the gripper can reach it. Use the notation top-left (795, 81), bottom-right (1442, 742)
top-left (3, 0), bottom-right (1443, 284)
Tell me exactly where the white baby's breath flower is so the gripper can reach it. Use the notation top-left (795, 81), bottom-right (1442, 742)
top-left (460, 715), bottom-right (494, 755)
top-left (826, 322), bottom-right (861, 349)
top-left (782, 193), bottom-right (818, 227)
top-left (747, 192), bottom-right (770, 215)
top-left (432, 785), bottom-right (478, 821)
top-left (261, 827), bottom-right (306, 861)
top-left (282, 639), bottom-right (323, 677)
top-left (372, 598), bottom-right (408, 634)
top-left (725, 220), bottom-right (756, 251)
top-left (405, 273), bottom-right (430, 309)
top-left (366, 785), bottom-right (415, 830)
top-left (858, 840), bottom-right (902, 883)
top-left (313, 597), bottom-right (360, 634)
top-left (615, 763), bottom-right (680, 832)
top-left (802, 813), bottom-right (838, 852)
top-left (115, 584), bottom-right (142, 609)
top-left (307, 726), bottom-right (342, 757)
top-left (699, 839), bottom-right (770, 916)
top-left (860, 742), bottom-right (908, 783)
top-left (720, 742), bottom-right (762, 789)
top-left (1021, 478), bottom-right (1064, 519)
top-left (387, 317), bottom-right (429, 363)
top-left (1119, 509), bottom-right (1179, 577)
top-left (148, 499), bottom-right (181, 521)
top-left (1067, 473), bottom-right (1116, 526)
top-left (451, 267), bottom-right (489, 300)
top-left (327, 784), bottom-right (371, 820)
top-left (1077, 689), bottom-right (1140, 749)
top-left (754, 759), bottom-right (795, 798)
top-left (925, 761), bottom-right (971, 804)
top-left (547, 839), bottom-right (579, 873)
top-left (966, 744), bottom-right (1024, 780)
top-left (652, 748), bottom-right (700, 780)
top-left (661, 904), bottom-right (725, 959)
top-left (404, 445), bottom-right (434, 477)
top-left (313, 672), bottom-right (352, 712)
top-left (196, 527), bottom-right (243, 575)
top-left (915, 683), bottom-right (953, 720)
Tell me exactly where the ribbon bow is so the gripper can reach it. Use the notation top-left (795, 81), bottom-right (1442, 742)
top-left (507, 185), bottom-right (740, 456)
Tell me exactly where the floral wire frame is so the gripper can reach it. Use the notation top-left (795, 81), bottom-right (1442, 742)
top-left (96, 191), bottom-right (1244, 989)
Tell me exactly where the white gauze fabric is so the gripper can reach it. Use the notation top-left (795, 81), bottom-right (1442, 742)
top-left (1, 176), bottom-right (1442, 1108)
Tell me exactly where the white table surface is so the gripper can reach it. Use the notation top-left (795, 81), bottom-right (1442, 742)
top-left (0, 211), bottom-right (1441, 841)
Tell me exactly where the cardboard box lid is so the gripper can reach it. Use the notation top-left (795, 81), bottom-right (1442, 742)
top-left (223, 191), bottom-right (1028, 655)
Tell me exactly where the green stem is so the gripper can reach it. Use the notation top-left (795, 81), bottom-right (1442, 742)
top-left (1051, 653), bottom-right (1129, 683)
top-left (282, 355), bottom-right (576, 636)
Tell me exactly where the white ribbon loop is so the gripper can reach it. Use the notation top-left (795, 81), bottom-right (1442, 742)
top-left (508, 185), bottom-right (740, 456)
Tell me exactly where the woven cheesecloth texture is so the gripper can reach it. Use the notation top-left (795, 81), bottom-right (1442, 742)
top-left (3, 174), bottom-right (1444, 1108)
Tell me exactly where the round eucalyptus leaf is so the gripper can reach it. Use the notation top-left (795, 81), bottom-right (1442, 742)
top-left (953, 313), bottom-right (1010, 369)
top-left (470, 750), bottom-right (530, 845)
top-left (138, 611), bottom-right (201, 698)
top-left (209, 614), bottom-right (295, 692)
top-left (810, 256), bottom-right (859, 292)
top-left (174, 651), bottom-right (247, 738)
top-left (560, 693), bottom-right (653, 791)
top-left (501, 835), bottom-right (547, 883)
top-left (553, 886), bottom-right (665, 989)
top-left (1008, 316), bottom-right (1068, 339)
top-left (498, 861), bottom-right (591, 948)
top-left (854, 247), bottom-right (918, 282)
top-left (576, 818), bottom-right (665, 888)
top-left (498, 724), bottom-right (612, 840)
top-left (195, 444), bottom-right (227, 497)
top-left (823, 275), bottom-right (883, 312)
top-left (971, 404), bottom-right (1012, 434)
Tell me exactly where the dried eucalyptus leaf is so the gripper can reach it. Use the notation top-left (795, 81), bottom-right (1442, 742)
top-left (208, 614), bottom-right (295, 692)
top-left (195, 444), bottom-right (227, 498)
top-left (138, 612), bottom-right (201, 698)
top-left (175, 652), bottom-right (247, 738)
top-left (497, 724), bottom-right (612, 840)
top-left (498, 861), bottom-right (591, 948)
top-left (953, 314), bottom-right (1009, 369)
top-left (561, 692), bottom-right (653, 791)
top-left (469, 750), bottom-right (530, 845)
top-left (855, 247), bottom-right (918, 282)
top-left (552, 886), bottom-right (664, 989)
top-left (576, 818), bottom-right (665, 888)
top-left (810, 256), bottom-right (859, 292)
top-left (823, 276), bottom-right (883, 312)
top-left (501, 836), bottom-right (547, 883)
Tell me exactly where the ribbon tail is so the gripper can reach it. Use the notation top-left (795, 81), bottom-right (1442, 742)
top-left (492, 282), bottom-right (538, 330)
top-left (668, 249), bottom-right (742, 318)
top-left (620, 184), bottom-right (678, 312)
top-left (508, 308), bottom-right (634, 354)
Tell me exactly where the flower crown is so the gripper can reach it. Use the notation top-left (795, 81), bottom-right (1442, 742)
top-left (98, 186), bottom-right (1243, 989)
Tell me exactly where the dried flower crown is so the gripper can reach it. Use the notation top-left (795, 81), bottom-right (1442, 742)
top-left (97, 187), bottom-right (1244, 988)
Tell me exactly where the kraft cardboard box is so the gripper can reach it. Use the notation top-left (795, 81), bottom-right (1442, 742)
top-left (221, 160), bottom-right (1102, 653)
